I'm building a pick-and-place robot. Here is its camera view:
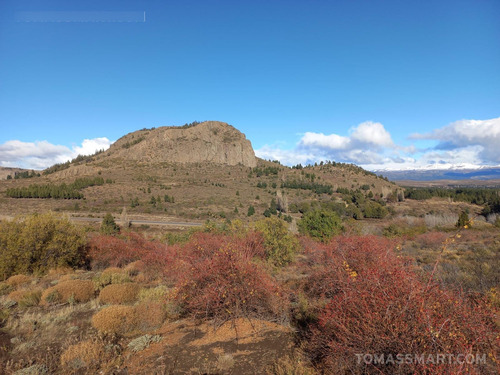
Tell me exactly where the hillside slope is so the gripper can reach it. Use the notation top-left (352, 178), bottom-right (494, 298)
top-left (0, 122), bottom-right (402, 220)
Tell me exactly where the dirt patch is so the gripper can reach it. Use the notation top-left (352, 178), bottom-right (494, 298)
top-left (124, 318), bottom-right (294, 374)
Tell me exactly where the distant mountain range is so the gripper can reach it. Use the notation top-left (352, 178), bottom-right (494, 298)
top-left (377, 167), bottom-right (500, 182)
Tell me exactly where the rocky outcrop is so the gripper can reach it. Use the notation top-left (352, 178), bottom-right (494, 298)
top-left (110, 121), bottom-right (257, 167)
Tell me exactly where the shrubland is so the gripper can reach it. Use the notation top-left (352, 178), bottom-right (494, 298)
top-left (0, 212), bottom-right (498, 374)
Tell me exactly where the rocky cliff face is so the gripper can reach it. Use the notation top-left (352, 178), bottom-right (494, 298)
top-left (110, 121), bottom-right (257, 168)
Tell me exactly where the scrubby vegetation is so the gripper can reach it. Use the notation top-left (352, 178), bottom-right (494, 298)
top-left (405, 187), bottom-right (500, 216)
top-left (0, 213), bottom-right (87, 280)
top-left (0, 212), bottom-right (498, 374)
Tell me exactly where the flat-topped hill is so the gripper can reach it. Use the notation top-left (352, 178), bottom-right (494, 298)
top-left (109, 121), bottom-right (257, 168)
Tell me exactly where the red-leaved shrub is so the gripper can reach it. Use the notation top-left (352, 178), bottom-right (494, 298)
top-left (302, 236), bottom-right (499, 375)
top-left (88, 232), bottom-right (177, 277)
top-left (173, 234), bottom-right (287, 324)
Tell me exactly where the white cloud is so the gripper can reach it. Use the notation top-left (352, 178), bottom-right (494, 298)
top-left (0, 138), bottom-right (113, 170)
top-left (299, 132), bottom-right (350, 150)
top-left (255, 118), bottom-right (500, 170)
top-left (410, 117), bottom-right (500, 163)
top-left (73, 137), bottom-right (111, 156)
top-left (257, 121), bottom-right (396, 166)
top-left (350, 121), bottom-right (394, 148)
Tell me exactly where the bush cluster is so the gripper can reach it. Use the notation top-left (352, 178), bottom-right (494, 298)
top-left (175, 249), bottom-right (286, 323)
top-left (300, 236), bottom-right (499, 374)
top-left (0, 213), bottom-right (87, 280)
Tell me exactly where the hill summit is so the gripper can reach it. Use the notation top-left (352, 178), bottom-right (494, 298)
top-left (109, 121), bottom-right (257, 167)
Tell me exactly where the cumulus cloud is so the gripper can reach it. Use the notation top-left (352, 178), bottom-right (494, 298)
top-left (0, 138), bottom-right (113, 169)
top-left (297, 121), bottom-right (393, 154)
top-left (410, 117), bottom-right (500, 164)
top-left (255, 117), bottom-right (500, 170)
top-left (299, 132), bottom-right (350, 150)
top-left (350, 121), bottom-right (394, 149)
top-left (267, 121), bottom-right (396, 165)
top-left (73, 137), bottom-right (112, 156)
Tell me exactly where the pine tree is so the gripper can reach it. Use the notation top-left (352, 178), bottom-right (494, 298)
top-left (101, 213), bottom-right (120, 235)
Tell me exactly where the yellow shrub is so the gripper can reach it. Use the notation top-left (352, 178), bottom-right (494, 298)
top-left (41, 279), bottom-right (95, 305)
top-left (6, 274), bottom-right (31, 288)
top-left (135, 301), bottom-right (167, 331)
top-left (60, 339), bottom-right (104, 370)
top-left (7, 288), bottom-right (42, 307)
top-left (91, 305), bottom-right (138, 335)
top-left (99, 283), bottom-right (140, 305)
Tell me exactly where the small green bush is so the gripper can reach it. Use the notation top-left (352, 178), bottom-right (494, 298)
top-left (100, 213), bottom-right (120, 235)
top-left (457, 210), bottom-right (471, 228)
top-left (255, 216), bottom-right (300, 266)
top-left (0, 213), bottom-right (87, 280)
top-left (298, 209), bottom-right (342, 242)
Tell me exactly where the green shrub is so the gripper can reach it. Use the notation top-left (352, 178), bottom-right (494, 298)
top-left (0, 213), bottom-right (87, 280)
top-left (363, 201), bottom-right (388, 219)
top-left (298, 209), bottom-right (342, 242)
top-left (100, 213), bottom-right (120, 235)
top-left (255, 217), bottom-right (300, 266)
top-left (457, 210), bottom-right (471, 228)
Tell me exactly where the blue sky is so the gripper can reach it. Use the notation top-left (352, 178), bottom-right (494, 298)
top-left (0, 0), bottom-right (499, 170)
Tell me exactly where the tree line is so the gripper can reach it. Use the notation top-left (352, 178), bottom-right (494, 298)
top-left (6, 177), bottom-right (108, 199)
